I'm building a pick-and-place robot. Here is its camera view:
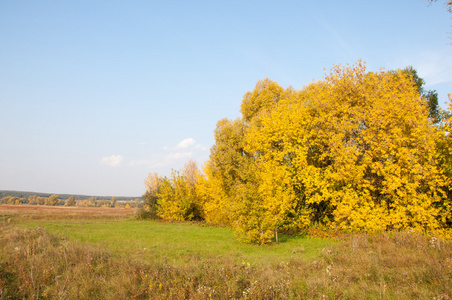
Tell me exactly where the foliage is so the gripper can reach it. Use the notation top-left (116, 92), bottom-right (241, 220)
top-left (398, 66), bottom-right (441, 123)
top-left (240, 78), bottom-right (285, 122)
top-left (111, 196), bottom-right (117, 208)
top-left (144, 61), bottom-right (452, 244)
top-left (65, 196), bottom-right (76, 206)
top-left (436, 95), bottom-right (452, 228)
top-left (246, 62), bottom-right (445, 237)
top-left (205, 116), bottom-right (272, 243)
top-left (36, 197), bottom-right (47, 205)
top-left (142, 173), bottom-right (162, 219)
top-left (142, 160), bottom-right (205, 221)
top-left (157, 161), bottom-right (204, 221)
top-left (1, 196), bottom-right (21, 205)
top-left (45, 194), bottom-right (60, 206)
top-left (195, 161), bottom-right (231, 225)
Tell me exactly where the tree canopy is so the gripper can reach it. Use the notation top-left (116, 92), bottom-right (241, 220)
top-left (143, 61), bottom-right (452, 244)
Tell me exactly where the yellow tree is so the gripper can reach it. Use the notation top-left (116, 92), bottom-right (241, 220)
top-left (246, 61), bottom-right (446, 234)
top-left (209, 118), bottom-right (251, 195)
top-left (206, 117), bottom-right (257, 232)
top-left (195, 161), bottom-right (232, 225)
top-left (436, 94), bottom-right (452, 229)
top-left (36, 197), bottom-right (46, 205)
top-left (207, 115), bottom-right (276, 242)
top-left (65, 196), bottom-right (76, 206)
top-left (245, 93), bottom-right (325, 239)
top-left (157, 160), bottom-right (204, 221)
top-left (111, 196), bottom-right (117, 208)
top-left (181, 159), bottom-right (204, 219)
top-left (143, 172), bottom-right (162, 217)
top-left (214, 79), bottom-right (301, 243)
top-left (28, 195), bottom-right (37, 205)
top-left (46, 194), bottom-right (60, 206)
top-left (315, 63), bottom-right (443, 232)
top-left (232, 172), bottom-right (270, 244)
top-left (240, 78), bottom-right (285, 122)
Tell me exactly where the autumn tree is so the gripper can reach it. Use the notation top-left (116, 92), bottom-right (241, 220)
top-left (208, 118), bottom-right (250, 194)
top-left (240, 78), bottom-right (286, 122)
top-left (397, 66), bottom-right (441, 123)
top-left (202, 79), bottom-right (298, 243)
top-left (206, 117), bottom-right (269, 242)
top-left (77, 199), bottom-right (95, 207)
top-left (246, 61), bottom-right (445, 235)
top-left (7, 197), bottom-right (19, 205)
top-left (36, 197), bottom-right (46, 205)
top-left (436, 94), bottom-right (452, 229)
top-left (156, 160), bottom-right (204, 221)
top-left (195, 161), bottom-right (231, 225)
top-left (28, 195), bottom-right (37, 205)
top-left (65, 196), bottom-right (76, 206)
top-left (142, 172), bottom-right (162, 218)
top-left (46, 195), bottom-right (60, 206)
top-left (144, 61), bottom-right (451, 244)
top-left (111, 197), bottom-right (117, 208)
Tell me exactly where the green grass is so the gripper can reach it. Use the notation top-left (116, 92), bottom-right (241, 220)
top-left (18, 218), bottom-right (334, 265)
top-left (2, 206), bottom-right (451, 299)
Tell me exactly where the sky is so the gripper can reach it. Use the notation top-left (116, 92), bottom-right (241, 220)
top-left (1, 1), bottom-right (451, 197)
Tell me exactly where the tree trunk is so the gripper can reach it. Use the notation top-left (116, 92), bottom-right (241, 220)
top-left (275, 224), bottom-right (279, 244)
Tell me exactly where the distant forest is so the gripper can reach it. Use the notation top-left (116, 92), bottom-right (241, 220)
top-left (0, 190), bottom-right (140, 202)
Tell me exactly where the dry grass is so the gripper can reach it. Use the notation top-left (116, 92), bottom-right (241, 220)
top-left (2, 226), bottom-right (451, 299)
top-left (0, 226), bottom-right (303, 299)
top-left (1, 205), bottom-right (451, 299)
top-left (315, 232), bottom-right (452, 299)
top-left (0, 204), bottom-right (135, 221)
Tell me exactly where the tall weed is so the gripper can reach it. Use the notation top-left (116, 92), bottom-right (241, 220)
top-left (1, 225), bottom-right (451, 299)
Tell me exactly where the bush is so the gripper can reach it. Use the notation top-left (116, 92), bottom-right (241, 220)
top-left (135, 207), bottom-right (159, 220)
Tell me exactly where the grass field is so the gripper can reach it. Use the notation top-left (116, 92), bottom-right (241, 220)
top-left (1, 205), bottom-right (451, 299)
top-left (17, 219), bottom-right (333, 265)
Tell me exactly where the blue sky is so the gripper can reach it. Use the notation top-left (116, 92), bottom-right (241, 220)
top-left (1, 1), bottom-right (451, 197)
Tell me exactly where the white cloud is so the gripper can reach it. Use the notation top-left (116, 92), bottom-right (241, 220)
top-left (128, 152), bottom-right (192, 169)
top-left (195, 144), bottom-right (207, 151)
top-left (100, 155), bottom-right (124, 167)
top-left (166, 152), bottom-right (192, 160)
top-left (164, 138), bottom-right (207, 151)
top-left (128, 159), bottom-right (151, 167)
top-left (176, 138), bottom-right (196, 149)
top-left (128, 138), bottom-right (207, 171)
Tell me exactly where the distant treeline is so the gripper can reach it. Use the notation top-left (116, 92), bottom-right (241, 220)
top-left (0, 190), bottom-right (140, 202)
top-left (1, 193), bottom-right (143, 208)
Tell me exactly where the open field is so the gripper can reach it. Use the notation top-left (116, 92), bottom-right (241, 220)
top-left (1, 205), bottom-right (451, 299)
top-left (0, 205), bottom-right (334, 266)
top-left (0, 204), bottom-right (136, 220)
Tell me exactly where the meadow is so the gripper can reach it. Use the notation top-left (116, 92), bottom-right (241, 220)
top-left (1, 205), bottom-right (451, 299)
